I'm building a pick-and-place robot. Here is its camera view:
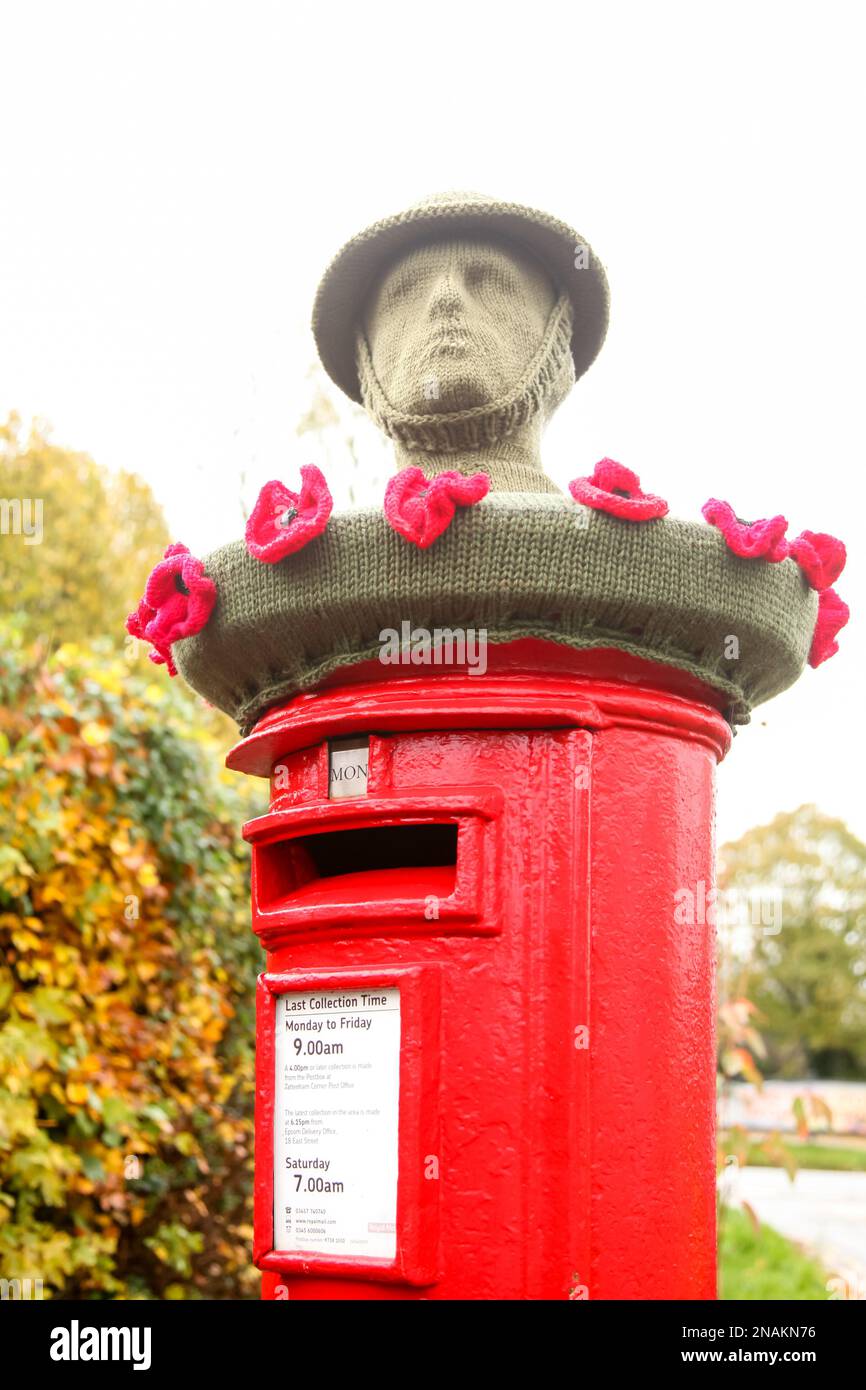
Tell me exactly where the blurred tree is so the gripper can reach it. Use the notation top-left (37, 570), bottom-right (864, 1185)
top-left (0, 414), bottom-right (169, 646)
top-left (719, 807), bottom-right (866, 1079)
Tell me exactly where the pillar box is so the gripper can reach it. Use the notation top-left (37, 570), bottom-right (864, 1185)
top-left (144, 191), bottom-right (845, 1299)
top-left (226, 647), bottom-right (732, 1299)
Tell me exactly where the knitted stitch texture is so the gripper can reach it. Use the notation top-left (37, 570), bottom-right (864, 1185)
top-left (173, 494), bottom-right (819, 736)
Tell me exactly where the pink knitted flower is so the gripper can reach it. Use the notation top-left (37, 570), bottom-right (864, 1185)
top-left (789, 530), bottom-right (846, 591)
top-left (125, 596), bottom-right (177, 677)
top-left (384, 468), bottom-right (490, 549)
top-left (808, 588), bottom-right (849, 668)
top-left (568, 458), bottom-right (668, 521)
top-left (140, 543), bottom-right (216, 656)
top-left (701, 499), bottom-right (789, 561)
top-left (245, 467), bottom-right (333, 562)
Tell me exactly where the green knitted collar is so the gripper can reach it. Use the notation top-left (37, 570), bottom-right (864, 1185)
top-left (173, 494), bottom-right (818, 737)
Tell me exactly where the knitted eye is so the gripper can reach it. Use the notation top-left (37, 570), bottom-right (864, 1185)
top-left (464, 263), bottom-right (491, 290)
top-left (389, 275), bottom-right (415, 304)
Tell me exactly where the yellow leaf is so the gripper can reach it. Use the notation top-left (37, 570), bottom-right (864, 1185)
top-left (12, 929), bottom-right (42, 952)
top-left (92, 669), bottom-right (124, 696)
top-left (55, 643), bottom-right (83, 666)
top-left (67, 1082), bottom-right (89, 1105)
top-left (81, 721), bottom-right (111, 747)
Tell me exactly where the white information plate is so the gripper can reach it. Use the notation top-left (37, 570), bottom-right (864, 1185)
top-left (274, 987), bottom-right (400, 1259)
top-left (328, 738), bottom-right (369, 799)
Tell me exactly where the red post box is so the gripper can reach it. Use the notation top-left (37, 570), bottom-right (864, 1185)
top-left (227, 645), bottom-right (732, 1300)
top-left (149, 190), bottom-right (834, 1299)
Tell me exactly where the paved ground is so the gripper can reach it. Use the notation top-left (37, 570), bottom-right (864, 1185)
top-left (725, 1165), bottom-right (866, 1298)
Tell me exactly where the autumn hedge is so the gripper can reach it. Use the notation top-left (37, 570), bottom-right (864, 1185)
top-left (0, 625), bottom-right (263, 1298)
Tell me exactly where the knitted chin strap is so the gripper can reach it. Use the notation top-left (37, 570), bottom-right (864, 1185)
top-left (355, 253), bottom-right (576, 495)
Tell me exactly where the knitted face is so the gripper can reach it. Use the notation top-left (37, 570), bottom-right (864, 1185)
top-left (360, 236), bottom-right (559, 417)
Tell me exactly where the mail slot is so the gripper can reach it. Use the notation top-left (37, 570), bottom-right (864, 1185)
top-left (229, 657), bottom-right (731, 1300)
top-left (245, 783), bottom-right (502, 944)
top-left (255, 822), bottom-right (458, 910)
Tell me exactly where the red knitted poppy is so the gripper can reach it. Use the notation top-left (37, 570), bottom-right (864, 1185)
top-left (789, 530), bottom-right (847, 592)
top-left (140, 543), bottom-right (217, 656)
top-left (125, 596), bottom-right (177, 677)
top-left (569, 458), bottom-right (668, 521)
top-left (245, 467), bottom-right (333, 562)
top-left (809, 588), bottom-right (849, 668)
top-left (384, 468), bottom-right (490, 549)
top-left (701, 499), bottom-right (789, 561)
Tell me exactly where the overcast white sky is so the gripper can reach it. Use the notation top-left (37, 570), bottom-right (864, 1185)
top-left (1, 0), bottom-right (863, 844)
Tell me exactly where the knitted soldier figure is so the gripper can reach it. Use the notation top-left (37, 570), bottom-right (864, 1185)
top-left (138, 192), bottom-right (839, 735)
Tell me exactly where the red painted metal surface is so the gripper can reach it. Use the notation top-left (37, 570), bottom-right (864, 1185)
top-left (234, 647), bottom-right (729, 1300)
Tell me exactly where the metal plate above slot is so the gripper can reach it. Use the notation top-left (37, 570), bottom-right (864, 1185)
top-left (329, 737), bottom-right (369, 800)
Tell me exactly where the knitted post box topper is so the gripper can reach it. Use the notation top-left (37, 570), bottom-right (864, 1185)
top-left (147, 191), bottom-right (839, 734)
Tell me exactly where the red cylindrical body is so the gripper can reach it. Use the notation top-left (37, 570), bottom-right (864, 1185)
top-left (229, 645), bottom-right (729, 1300)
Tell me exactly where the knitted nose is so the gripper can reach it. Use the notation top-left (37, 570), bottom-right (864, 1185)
top-left (427, 270), bottom-right (464, 322)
